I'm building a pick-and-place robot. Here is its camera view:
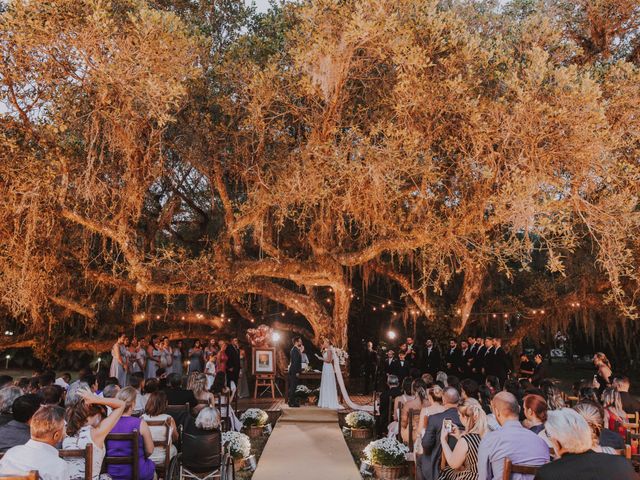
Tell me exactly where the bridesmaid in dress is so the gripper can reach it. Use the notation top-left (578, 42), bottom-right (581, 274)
top-left (216, 339), bottom-right (229, 376)
top-left (160, 337), bottom-right (173, 374)
top-left (172, 340), bottom-right (184, 377)
top-left (188, 340), bottom-right (204, 374)
top-left (145, 335), bottom-right (161, 380)
top-left (109, 332), bottom-right (128, 388)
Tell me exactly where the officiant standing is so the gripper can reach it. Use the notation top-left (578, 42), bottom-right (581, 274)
top-left (287, 336), bottom-right (303, 408)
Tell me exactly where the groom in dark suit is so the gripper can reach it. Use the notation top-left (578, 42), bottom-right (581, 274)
top-left (421, 387), bottom-right (463, 480)
top-left (288, 336), bottom-right (303, 407)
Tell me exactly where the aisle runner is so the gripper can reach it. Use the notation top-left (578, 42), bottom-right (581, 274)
top-left (252, 407), bottom-right (361, 480)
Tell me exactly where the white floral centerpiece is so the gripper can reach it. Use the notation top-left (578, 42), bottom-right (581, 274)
top-left (222, 431), bottom-right (251, 460)
top-left (240, 408), bottom-right (269, 427)
top-left (364, 438), bottom-right (408, 479)
top-left (345, 411), bottom-right (375, 429)
top-left (333, 347), bottom-right (349, 365)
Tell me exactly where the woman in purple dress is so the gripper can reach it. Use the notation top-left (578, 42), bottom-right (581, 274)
top-left (106, 386), bottom-right (156, 480)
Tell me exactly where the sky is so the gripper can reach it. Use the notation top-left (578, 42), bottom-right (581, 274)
top-left (247, 0), bottom-right (274, 13)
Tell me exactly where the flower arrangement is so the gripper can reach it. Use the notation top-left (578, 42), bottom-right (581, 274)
top-left (222, 431), bottom-right (251, 459)
top-left (345, 411), bottom-right (375, 429)
top-left (240, 408), bottom-right (269, 427)
top-left (333, 347), bottom-right (349, 365)
top-left (363, 438), bottom-right (409, 467)
top-left (294, 384), bottom-right (312, 400)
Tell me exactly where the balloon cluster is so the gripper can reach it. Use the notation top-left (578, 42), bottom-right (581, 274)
top-left (246, 324), bottom-right (273, 347)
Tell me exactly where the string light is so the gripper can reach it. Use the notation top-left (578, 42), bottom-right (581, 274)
top-left (387, 330), bottom-right (397, 340)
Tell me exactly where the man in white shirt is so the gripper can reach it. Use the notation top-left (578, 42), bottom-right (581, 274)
top-left (0, 404), bottom-right (68, 480)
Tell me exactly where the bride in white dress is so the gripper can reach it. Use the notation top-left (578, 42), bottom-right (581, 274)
top-left (317, 338), bottom-right (341, 409)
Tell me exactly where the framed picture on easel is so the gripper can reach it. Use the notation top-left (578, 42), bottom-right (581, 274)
top-left (252, 347), bottom-right (276, 375)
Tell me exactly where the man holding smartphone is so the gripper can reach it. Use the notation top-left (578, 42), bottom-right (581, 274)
top-left (421, 387), bottom-right (463, 480)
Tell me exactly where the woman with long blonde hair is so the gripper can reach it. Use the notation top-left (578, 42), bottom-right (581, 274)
top-left (186, 372), bottom-right (214, 415)
top-left (439, 398), bottom-right (487, 480)
top-left (593, 352), bottom-right (613, 394)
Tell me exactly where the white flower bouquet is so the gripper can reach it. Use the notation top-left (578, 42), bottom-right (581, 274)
top-left (222, 431), bottom-right (251, 460)
top-left (363, 438), bottom-right (409, 466)
top-left (333, 347), bottom-right (349, 365)
top-left (294, 384), bottom-right (312, 400)
top-left (345, 411), bottom-right (375, 429)
top-left (240, 408), bottom-right (269, 427)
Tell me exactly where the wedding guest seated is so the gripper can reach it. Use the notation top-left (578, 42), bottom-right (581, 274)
top-left (0, 394), bottom-right (41, 452)
top-left (141, 391), bottom-right (178, 468)
top-left (40, 385), bottom-right (64, 406)
top-left (535, 408), bottom-right (635, 480)
top-left (16, 377), bottom-right (30, 392)
top-left (129, 374), bottom-right (147, 414)
top-left (578, 386), bottom-right (600, 404)
top-left (477, 391), bottom-right (549, 480)
top-left (0, 405), bottom-right (68, 480)
top-left (377, 375), bottom-right (401, 436)
top-left (574, 401), bottom-right (620, 454)
top-left (523, 394), bottom-right (548, 434)
top-left (478, 385), bottom-right (493, 415)
top-left (421, 373), bottom-right (434, 387)
top-left (439, 398), bottom-right (487, 480)
top-left (106, 387), bottom-right (156, 480)
top-left (601, 387), bottom-right (626, 434)
top-left (613, 376), bottom-right (640, 414)
top-left (211, 372), bottom-right (242, 431)
top-left (400, 379), bottom-right (428, 444)
top-left (387, 378), bottom-right (414, 438)
top-left (485, 376), bottom-right (500, 397)
top-left (460, 379), bottom-right (479, 401)
top-left (164, 373), bottom-right (197, 410)
top-left (435, 371), bottom-right (448, 389)
top-left (418, 385), bottom-right (446, 440)
top-left (0, 386), bottom-right (23, 427)
top-left (187, 372), bottom-right (215, 415)
top-left (0, 376), bottom-right (13, 390)
top-left (184, 407), bottom-right (221, 436)
top-left (540, 381), bottom-right (565, 410)
top-left (421, 387), bottom-right (463, 480)
top-left (63, 387), bottom-right (126, 480)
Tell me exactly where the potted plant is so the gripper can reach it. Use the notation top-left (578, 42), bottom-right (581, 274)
top-left (240, 408), bottom-right (270, 438)
top-left (222, 431), bottom-right (251, 470)
top-left (345, 411), bottom-right (375, 439)
top-left (294, 385), bottom-right (312, 405)
top-left (363, 438), bottom-right (409, 479)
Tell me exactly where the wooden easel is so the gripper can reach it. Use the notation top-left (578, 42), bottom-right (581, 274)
top-left (254, 374), bottom-right (276, 399)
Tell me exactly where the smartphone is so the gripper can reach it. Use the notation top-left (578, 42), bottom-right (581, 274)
top-left (443, 418), bottom-right (452, 434)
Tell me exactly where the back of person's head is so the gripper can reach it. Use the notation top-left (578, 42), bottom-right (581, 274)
top-left (401, 377), bottom-right (412, 395)
top-left (28, 377), bottom-right (40, 393)
top-left (541, 383), bottom-right (565, 410)
top-left (129, 375), bottom-right (143, 391)
top-left (187, 372), bottom-right (207, 394)
top-left (421, 373), bottom-right (434, 387)
top-left (66, 381), bottom-right (90, 406)
top-left (485, 375), bottom-right (500, 392)
top-left (12, 394), bottom-right (42, 423)
top-left (447, 375), bottom-right (460, 393)
top-left (458, 398), bottom-right (487, 436)
top-left (435, 371), bottom-right (448, 387)
top-left (478, 384), bottom-right (493, 412)
top-left (144, 378), bottom-right (160, 395)
top-left (65, 399), bottom-right (106, 437)
top-left (0, 376), bottom-right (14, 390)
top-left (39, 385), bottom-right (64, 406)
top-left (195, 407), bottom-right (221, 431)
top-left (574, 401), bottom-right (605, 447)
top-left (212, 372), bottom-right (228, 393)
top-left (443, 386), bottom-right (460, 405)
top-left (545, 408), bottom-right (593, 454)
top-left (387, 375), bottom-right (400, 388)
top-left (30, 405), bottom-right (65, 444)
top-left (612, 376), bottom-right (630, 391)
top-left (39, 373), bottom-right (55, 388)
top-left (491, 391), bottom-right (520, 422)
top-left (145, 391), bottom-right (168, 417)
top-left (578, 387), bottom-right (599, 404)
top-left (523, 394), bottom-right (548, 423)
top-left (460, 379), bottom-right (479, 400)
top-left (428, 385), bottom-right (443, 404)
top-left (102, 384), bottom-right (120, 399)
top-left (16, 377), bottom-right (30, 391)
top-left (412, 379), bottom-right (428, 402)
top-left (0, 386), bottom-right (23, 414)
top-left (105, 376), bottom-right (119, 388)
top-left (504, 379), bottom-right (523, 398)
top-left (167, 373), bottom-right (182, 389)
top-left (116, 386), bottom-right (137, 411)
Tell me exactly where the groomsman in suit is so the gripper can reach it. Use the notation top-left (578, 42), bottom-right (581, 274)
top-left (445, 339), bottom-right (462, 375)
top-left (481, 337), bottom-right (495, 378)
top-left (459, 340), bottom-right (473, 378)
top-left (467, 336), bottom-right (479, 356)
top-left (422, 339), bottom-right (441, 376)
top-left (226, 338), bottom-right (241, 389)
top-left (492, 337), bottom-right (511, 386)
top-left (405, 337), bottom-right (419, 368)
top-left (471, 336), bottom-right (485, 380)
top-left (384, 349), bottom-right (396, 378)
top-left (287, 336), bottom-right (303, 407)
top-left (392, 352), bottom-right (410, 384)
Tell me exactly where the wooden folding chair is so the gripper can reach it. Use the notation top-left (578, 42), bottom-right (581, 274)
top-left (372, 391), bottom-right (381, 417)
top-left (502, 458), bottom-right (541, 480)
top-left (407, 409), bottom-right (420, 452)
top-left (625, 412), bottom-right (639, 434)
top-left (59, 443), bottom-right (94, 480)
top-left (166, 402), bottom-right (191, 430)
top-left (0, 473), bottom-right (38, 480)
top-left (146, 419), bottom-right (177, 479)
top-left (215, 393), bottom-right (231, 432)
top-left (104, 429), bottom-right (141, 480)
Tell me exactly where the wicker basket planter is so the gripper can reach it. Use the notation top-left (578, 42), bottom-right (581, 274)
top-left (373, 464), bottom-right (406, 480)
top-left (350, 427), bottom-right (372, 439)
top-left (233, 457), bottom-right (246, 471)
top-left (245, 425), bottom-right (265, 438)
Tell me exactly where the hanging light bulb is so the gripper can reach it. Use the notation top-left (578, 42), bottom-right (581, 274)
top-left (387, 330), bottom-right (397, 340)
